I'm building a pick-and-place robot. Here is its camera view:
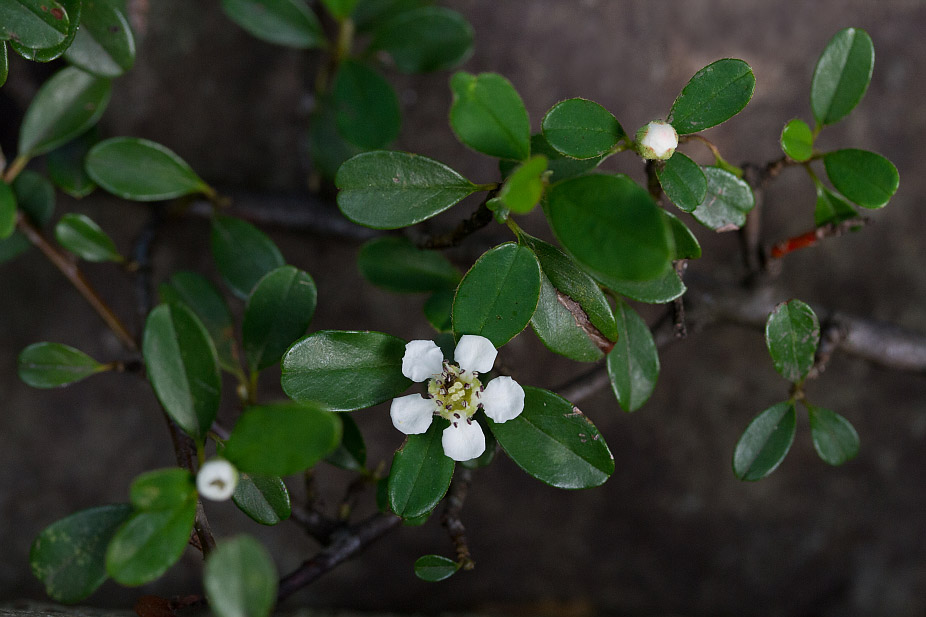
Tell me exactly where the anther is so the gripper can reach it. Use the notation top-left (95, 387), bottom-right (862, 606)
top-left (454, 413), bottom-right (460, 419)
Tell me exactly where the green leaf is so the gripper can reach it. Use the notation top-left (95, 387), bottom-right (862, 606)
top-left (0, 0), bottom-right (70, 51)
top-left (224, 402), bottom-right (342, 476)
top-left (321, 0), bottom-right (359, 19)
top-left (607, 265), bottom-right (686, 304)
top-left (664, 211), bottom-right (701, 260)
top-left (452, 242), bottom-right (541, 347)
top-left (1, 42), bottom-right (8, 87)
top-left (129, 468), bottom-right (195, 511)
top-left (807, 405), bottom-right (860, 466)
top-left (489, 387), bottom-right (613, 489)
top-left (86, 137), bottom-right (210, 201)
top-left (158, 271), bottom-right (238, 374)
top-left (0, 181), bottom-right (16, 239)
top-left (336, 151), bottom-right (479, 229)
top-left (220, 0), bottom-right (324, 49)
top-left (780, 119), bottom-right (813, 162)
top-left (656, 152), bottom-right (707, 211)
top-left (388, 418), bottom-right (455, 518)
top-left (492, 154), bottom-right (547, 214)
top-left (64, 0), bottom-right (135, 78)
top-left (765, 299), bottom-right (820, 383)
top-left (527, 133), bottom-right (604, 182)
top-left (243, 265), bottom-right (317, 373)
top-left (142, 303), bottom-right (221, 443)
top-left (0, 232), bottom-right (31, 264)
top-left (211, 214), bottom-right (285, 299)
top-left (669, 58), bottom-right (755, 135)
top-left (30, 504), bottom-right (133, 603)
top-left (814, 182), bottom-right (857, 226)
top-left (823, 148), bottom-right (899, 209)
top-left (18, 66), bottom-right (111, 157)
top-left (233, 474), bottom-right (291, 525)
top-left (414, 555), bottom-right (460, 582)
top-left (13, 169), bottom-right (55, 225)
top-left (733, 402), bottom-right (796, 481)
top-left (204, 535), bottom-right (278, 617)
top-left (607, 300), bottom-right (659, 412)
top-left (325, 414), bottom-right (367, 472)
top-left (281, 330), bottom-right (410, 411)
top-left (353, 0), bottom-right (425, 31)
top-left (332, 60), bottom-right (400, 149)
top-left (811, 28), bottom-right (874, 126)
top-left (690, 166), bottom-right (755, 230)
top-left (369, 7), bottom-right (473, 73)
top-left (357, 236), bottom-right (460, 293)
top-left (449, 71), bottom-right (530, 160)
top-left (54, 213), bottom-right (121, 262)
top-left (541, 98), bottom-right (624, 159)
top-left (46, 129), bottom-right (99, 198)
top-left (9, 0), bottom-right (79, 61)
top-left (307, 101), bottom-right (362, 179)
top-left (105, 497), bottom-right (197, 586)
top-left (423, 289), bottom-right (454, 333)
top-left (18, 341), bottom-right (105, 388)
top-left (544, 173), bottom-right (672, 283)
top-left (530, 270), bottom-right (603, 363)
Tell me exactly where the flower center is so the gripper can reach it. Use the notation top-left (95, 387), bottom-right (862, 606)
top-left (428, 363), bottom-right (482, 423)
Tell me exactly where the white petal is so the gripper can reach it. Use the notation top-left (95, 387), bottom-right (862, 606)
top-left (454, 334), bottom-right (497, 373)
top-left (441, 420), bottom-right (486, 461)
top-left (390, 394), bottom-right (435, 435)
top-left (197, 459), bottom-right (239, 501)
top-left (402, 339), bottom-right (444, 382)
top-left (480, 376), bottom-right (525, 423)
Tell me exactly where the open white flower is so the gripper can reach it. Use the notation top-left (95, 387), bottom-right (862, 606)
top-left (196, 458), bottom-right (239, 501)
top-left (636, 119), bottom-right (678, 160)
top-left (390, 334), bottom-right (525, 462)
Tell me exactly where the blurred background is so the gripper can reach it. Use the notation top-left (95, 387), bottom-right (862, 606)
top-left (2, 1), bottom-right (925, 615)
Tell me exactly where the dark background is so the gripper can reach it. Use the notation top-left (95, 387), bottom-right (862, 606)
top-left (2, 1), bottom-right (926, 615)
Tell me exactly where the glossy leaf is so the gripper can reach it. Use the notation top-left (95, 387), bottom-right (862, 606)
top-left (325, 414), bottom-right (367, 472)
top-left (353, 0), bottom-right (425, 31)
top-left (690, 166), bottom-right (755, 230)
top-left (814, 183), bottom-right (857, 226)
top-left (224, 403), bottom-right (342, 476)
top-left (30, 504), bottom-right (133, 603)
top-left (13, 170), bottom-right (55, 225)
top-left (18, 341), bottom-right (105, 388)
top-left (489, 387), bottom-right (613, 489)
top-left (423, 289), bottom-right (454, 333)
top-left (233, 474), bottom-right (291, 525)
top-left (142, 303), bottom-right (221, 442)
top-left (780, 119), bottom-right (813, 162)
top-left (18, 66), bottom-right (111, 157)
top-left (369, 7), bottom-right (472, 73)
top-left (527, 132), bottom-right (603, 182)
top-left (0, 42), bottom-right (7, 87)
top-left (64, 0), bottom-right (135, 78)
top-left (0, 0), bottom-right (70, 50)
top-left (607, 300), bottom-right (659, 412)
top-left (8, 0), bottom-right (79, 61)
top-left (129, 468), bottom-right (195, 511)
top-left (105, 497), bottom-right (197, 586)
top-left (357, 236), bottom-right (460, 293)
top-left (733, 402), bottom-right (796, 481)
top-left (243, 266), bottom-right (317, 372)
top-left (221, 0), bottom-right (324, 49)
top-left (491, 154), bottom-right (547, 214)
top-left (452, 243), bottom-right (541, 347)
top-left (656, 152), bottom-right (707, 211)
top-left (211, 214), bottom-right (285, 299)
top-left (449, 71), bottom-right (530, 160)
top-left (607, 266), bottom-right (686, 304)
top-left (823, 148), bottom-right (899, 209)
top-left (336, 151), bottom-right (479, 229)
top-left (541, 98), bottom-right (624, 159)
top-left (530, 271), bottom-right (603, 363)
top-left (765, 299), bottom-right (820, 383)
top-left (321, 0), bottom-right (359, 18)
top-left (332, 60), bottom-right (400, 149)
top-left (669, 59), bottom-right (755, 134)
top-left (54, 213), bottom-right (121, 262)
top-left (388, 419), bottom-right (454, 518)
top-left (545, 173), bottom-right (672, 283)
top-left (86, 137), bottom-right (210, 201)
top-left (664, 211), bottom-right (701, 260)
top-left (46, 129), bottom-right (98, 198)
top-left (204, 535), bottom-right (278, 617)
top-left (811, 28), bottom-right (874, 126)
top-left (0, 182), bottom-right (15, 239)
top-left (414, 555), bottom-right (460, 582)
top-left (281, 330), bottom-right (410, 411)
top-left (808, 405), bottom-right (860, 466)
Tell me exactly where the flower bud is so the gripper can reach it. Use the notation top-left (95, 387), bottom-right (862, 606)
top-left (635, 120), bottom-right (678, 160)
top-left (196, 458), bottom-right (239, 501)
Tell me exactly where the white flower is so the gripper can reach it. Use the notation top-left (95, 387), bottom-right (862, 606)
top-left (390, 335), bottom-right (525, 462)
top-left (196, 459), bottom-right (239, 501)
top-left (636, 120), bottom-right (678, 160)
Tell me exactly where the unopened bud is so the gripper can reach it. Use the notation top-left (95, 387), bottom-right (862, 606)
top-left (635, 120), bottom-right (678, 160)
top-left (196, 458), bottom-right (239, 501)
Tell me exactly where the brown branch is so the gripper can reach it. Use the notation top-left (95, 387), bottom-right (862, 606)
top-left (290, 506), bottom-right (340, 545)
top-left (418, 200), bottom-right (495, 250)
top-left (672, 261), bottom-right (689, 339)
top-left (768, 217), bottom-right (870, 261)
top-left (442, 467), bottom-right (475, 570)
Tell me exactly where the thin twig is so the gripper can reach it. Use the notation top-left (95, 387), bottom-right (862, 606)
top-left (768, 217), bottom-right (870, 261)
top-left (442, 467), bottom-right (475, 570)
top-left (290, 506), bottom-right (340, 545)
top-left (418, 200), bottom-right (495, 250)
top-left (672, 261), bottom-right (688, 339)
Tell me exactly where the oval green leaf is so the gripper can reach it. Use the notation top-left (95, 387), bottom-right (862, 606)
top-left (541, 98), bottom-right (624, 160)
top-left (814, 182), bottom-right (857, 226)
top-left (54, 213), bottom-right (121, 262)
top-left (823, 148), bottom-right (899, 209)
top-left (64, 0), bottom-right (135, 78)
top-left (656, 152), bottom-right (707, 211)
top-left (690, 166), bottom-right (755, 230)
top-left (807, 405), bottom-right (860, 466)
top-left (0, 181), bottom-right (16, 239)
top-left (47, 129), bottom-right (99, 198)
top-left (423, 289), bottom-right (454, 333)
top-left (607, 265), bottom-right (686, 304)
top-left (811, 28), bottom-right (874, 127)
top-left (14, 169), bottom-right (55, 225)
top-left (243, 265), bottom-right (317, 373)
top-left (233, 474), bottom-right (291, 525)
top-left (0, 0), bottom-right (70, 50)
top-left (607, 300), bottom-right (659, 412)
top-left (220, 0), bottom-right (324, 49)
top-left (332, 59), bottom-right (401, 149)
top-left (414, 554), bottom-right (460, 582)
top-left (324, 413), bottom-right (367, 472)
top-left (308, 99), bottom-right (362, 179)
top-left (780, 118), bottom-right (813, 162)
top-left (449, 71), bottom-right (530, 160)
top-left (1, 42), bottom-right (8, 87)
top-left (18, 341), bottom-right (105, 388)
top-left (388, 418), bottom-right (455, 518)
top-left (129, 468), bottom-right (195, 511)
top-left (204, 535), bottom-right (278, 617)
top-left (669, 58), bottom-right (755, 135)
top-left (530, 271), bottom-right (603, 363)
top-left (765, 299), bottom-right (820, 383)
top-left (493, 154), bottom-right (547, 214)
top-left (142, 303), bottom-right (221, 442)
top-left (30, 504), bottom-right (133, 603)
top-left (527, 133), bottom-right (604, 182)
top-left (86, 137), bottom-right (210, 201)
top-left (281, 330), bottom-right (410, 411)
top-left (369, 7), bottom-right (473, 73)
top-left (733, 402), bottom-right (796, 481)
top-left (321, 0), bottom-right (359, 19)
top-left (18, 66), bottom-right (111, 157)
top-left (664, 211), bottom-right (701, 260)
top-left (9, 0), bottom-right (79, 61)
top-left (357, 236), bottom-right (460, 293)
top-left (336, 150), bottom-right (478, 229)
top-left (211, 214), bottom-right (285, 299)
top-left (452, 242), bottom-right (541, 347)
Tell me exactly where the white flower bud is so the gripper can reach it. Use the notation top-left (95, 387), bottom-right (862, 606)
top-left (196, 459), bottom-right (239, 501)
top-left (635, 120), bottom-right (678, 160)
